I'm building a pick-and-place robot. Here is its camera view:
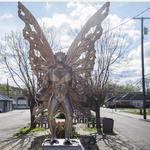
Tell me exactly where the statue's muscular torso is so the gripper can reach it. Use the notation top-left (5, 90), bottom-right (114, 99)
top-left (49, 64), bottom-right (72, 102)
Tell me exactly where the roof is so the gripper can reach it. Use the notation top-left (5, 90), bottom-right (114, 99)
top-left (121, 93), bottom-right (135, 100)
top-left (106, 92), bottom-right (150, 102)
top-left (121, 92), bottom-right (150, 101)
top-left (105, 97), bottom-right (115, 103)
top-left (0, 95), bottom-right (13, 101)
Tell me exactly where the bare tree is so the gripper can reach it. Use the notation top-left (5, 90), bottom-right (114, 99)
top-left (0, 29), bottom-right (56, 128)
top-left (86, 27), bottom-right (130, 133)
top-left (0, 32), bottom-right (37, 128)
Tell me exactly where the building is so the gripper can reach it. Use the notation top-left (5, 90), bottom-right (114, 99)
top-left (13, 96), bottom-right (29, 109)
top-left (0, 95), bottom-right (13, 112)
top-left (8, 86), bottom-right (29, 109)
top-left (120, 92), bottom-right (150, 108)
top-left (8, 86), bottom-right (24, 97)
top-left (105, 96), bottom-right (124, 108)
top-left (0, 84), bottom-right (29, 109)
top-left (105, 92), bottom-right (150, 108)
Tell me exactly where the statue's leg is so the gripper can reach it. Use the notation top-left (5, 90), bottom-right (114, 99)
top-left (48, 97), bottom-right (59, 142)
top-left (62, 97), bottom-right (73, 142)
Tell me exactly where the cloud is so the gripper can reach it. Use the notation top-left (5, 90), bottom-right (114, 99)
top-left (0, 2), bottom-right (146, 86)
top-left (37, 2), bottom-right (145, 86)
top-left (69, 2), bottom-right (97, 23)
top-left (0, 13), bottom-right (19, 36)
top-left (45, 2), bottom-right (52, 11)
top-left (0, 13), bottom-right (14, 20)
top-left (39, 15), bottom-right (68, 28)
top-left (112, 41), bottom-right (150, 85)
top-left (39, 2), bottom-right (103, 49)
top-left (103, 14), bottom-right (140, 42)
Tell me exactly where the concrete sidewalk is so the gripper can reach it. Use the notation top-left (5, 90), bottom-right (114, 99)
top-left (75, 123), bottom-right (135, 150)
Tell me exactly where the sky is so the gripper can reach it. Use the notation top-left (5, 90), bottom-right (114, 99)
top-left (0, 1), bottom-right (150, 87)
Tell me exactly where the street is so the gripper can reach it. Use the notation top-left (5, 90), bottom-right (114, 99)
top-left (0, 108), bottom-right (150, 149)
top-left (0, 110), bottom-right (30, 142)
top-left (101, 108), bottom-right (150, 150)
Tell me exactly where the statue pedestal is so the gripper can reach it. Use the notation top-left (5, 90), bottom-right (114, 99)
top-left (42, 139), bottom-right (84, 150)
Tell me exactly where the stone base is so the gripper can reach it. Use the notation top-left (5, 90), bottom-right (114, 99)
top-left (42, 139), bottom-right (84, 150)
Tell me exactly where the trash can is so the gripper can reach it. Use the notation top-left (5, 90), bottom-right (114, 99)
top-left (103, 117), bottom-right (114, 133)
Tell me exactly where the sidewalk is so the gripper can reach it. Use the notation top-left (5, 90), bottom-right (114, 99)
top-left (0, 130), bottom-right (49, 150)
top-left (0, 123), bottom-right (135, 150)
top-left (75, 123), bottom-right (136, 150)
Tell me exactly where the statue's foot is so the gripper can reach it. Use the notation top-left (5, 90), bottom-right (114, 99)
top-left (50, 139), bottom-right (59, 145)
top-left (63, 139), bottom-right (72, 145)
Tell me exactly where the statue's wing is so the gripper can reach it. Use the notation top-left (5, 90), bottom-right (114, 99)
top-left (66, 2), bottom-right (109, 79)
top-left (18, 2), bottom-right (55, 79)
top-left (66, 3), bottom-right (109, 111)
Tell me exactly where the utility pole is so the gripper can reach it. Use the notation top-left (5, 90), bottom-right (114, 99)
top-left (7, 78), bottom-right (9, 97)
top-left (134, 17), bottom-right (150, 120)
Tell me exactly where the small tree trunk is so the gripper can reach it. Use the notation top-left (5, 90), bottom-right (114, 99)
top-left (30, 99), bottom-right (36, 129)
top-left (95, 105), bottom-right (101, 133)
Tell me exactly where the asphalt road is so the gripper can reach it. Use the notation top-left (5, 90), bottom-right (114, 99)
top-left (0, 109), bottom-right (30, 142)
top-left (101, 108), bottom-right (150, 150)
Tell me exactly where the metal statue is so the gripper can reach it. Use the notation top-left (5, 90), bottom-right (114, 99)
top-left (37, 52), bottom-right (73, 144)
top-left (18, 1), bottom-right (109, 145)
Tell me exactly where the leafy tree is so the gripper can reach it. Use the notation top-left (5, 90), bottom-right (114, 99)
top-left (107, 82), bottom-right (136, 96)
top-left (0, 84), bottom-right (7, 96)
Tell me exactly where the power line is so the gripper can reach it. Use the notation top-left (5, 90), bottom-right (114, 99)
top-left (103, 7), bottom-right (150, 34)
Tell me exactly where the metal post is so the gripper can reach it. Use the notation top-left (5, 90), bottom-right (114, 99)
top-left (7, 78), bottom-right (9, 97)
top-left (141, 18), bottom-right (146, 119)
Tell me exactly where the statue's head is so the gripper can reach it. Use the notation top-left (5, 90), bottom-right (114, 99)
top-left (55, 52), bottom-right (66, 63)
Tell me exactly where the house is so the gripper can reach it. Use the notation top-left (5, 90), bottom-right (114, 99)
top-left (130, 92), bottom-right (150, 108)
top-left (105, 92), bottom-right (150, 108)
top-left (120, 92), bottom-right (150, 108)
top-left (118, 93), bottom-right (137, 108)
top-left (0, 95), bottom-right (13, 112)
top-left (105, 96), bottom-right (124, 108)
top-left (105, 97), bottom-right (115, 108)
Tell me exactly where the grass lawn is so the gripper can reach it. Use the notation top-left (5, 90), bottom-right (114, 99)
top-left (14, 126), bottom-right (46, 137)
top-left (82, 127), bottom-right (97, 132)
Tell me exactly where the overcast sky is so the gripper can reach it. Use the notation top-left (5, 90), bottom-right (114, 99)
top-left (0, 1), bottom-right (150, 87)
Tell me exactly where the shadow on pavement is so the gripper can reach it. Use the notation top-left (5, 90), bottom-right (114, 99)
top-left (0, 134), bottom-right (32, 150)
top-left (0, 132), bottom-right (134, 150)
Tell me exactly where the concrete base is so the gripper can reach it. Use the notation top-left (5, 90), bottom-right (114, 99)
top-left (42, 139), bottom-right (84, 150)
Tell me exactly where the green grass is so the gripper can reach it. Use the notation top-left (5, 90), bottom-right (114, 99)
top-left (31, 127), bottom-right (46, 132)
top-left (118, 108), bottom-right (150, 115)
top-left (83, 127), bottom-right (97, 132)
top-left (14, 126), bottom-right (46, 137)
